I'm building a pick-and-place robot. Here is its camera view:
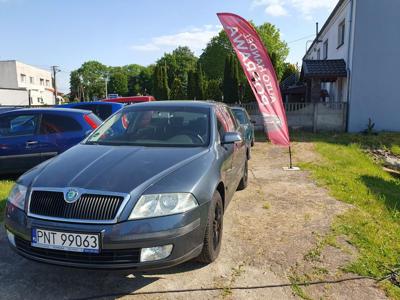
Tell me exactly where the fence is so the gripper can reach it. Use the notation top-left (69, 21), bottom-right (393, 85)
top-left (232, 102), bottom-right (347, 132)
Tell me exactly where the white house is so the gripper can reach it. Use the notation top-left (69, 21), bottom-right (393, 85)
top-left (301, 0), bottom-right (400, 132)
top-left (0, 60), bottom-right (55, 106)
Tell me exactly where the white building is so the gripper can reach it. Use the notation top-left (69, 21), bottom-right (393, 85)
top-left (301, 0), bottom-right (400, 132)
top-left (0, 60), bottom-right (55, 106)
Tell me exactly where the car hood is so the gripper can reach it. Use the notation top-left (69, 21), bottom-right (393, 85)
top-left (31, 144), bottom-right (208, 194)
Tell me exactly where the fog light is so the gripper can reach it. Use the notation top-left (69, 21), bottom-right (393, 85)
top-left (140, 244), bottom-right (173, 262)
top-left (6, 230), bottom-right (15, 247)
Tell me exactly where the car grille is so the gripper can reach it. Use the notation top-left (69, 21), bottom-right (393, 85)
top-left (15, 236), bottom-right (140, 264)
top-left (29, 191), bottom-right (125, 221)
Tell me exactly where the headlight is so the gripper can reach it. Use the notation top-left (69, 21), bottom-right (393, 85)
top-left (7, 184), bottom-right (27, 210)
top-left (129, 193), bottom-right (198, 220)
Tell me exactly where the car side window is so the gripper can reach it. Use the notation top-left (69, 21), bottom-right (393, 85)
top-left (218, 106), bottom-right (236, 132)
top-left (0, 114), bottom-right (38, 137)
top-left (226, 108), bottom-right (239, 130)
top-left (40, 114), bottom-right (82, 134)
top-left (216, 116), bottom-right (226, 141)
top-left (215, 107), bottom-right (229, 141)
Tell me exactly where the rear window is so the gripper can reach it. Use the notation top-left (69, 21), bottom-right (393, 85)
top-left (76, 104), bottom-right (112, 120)
top-left (40, 114), bottom-right (82, 134)
top-left (232, 109), bottom-right (249, 125)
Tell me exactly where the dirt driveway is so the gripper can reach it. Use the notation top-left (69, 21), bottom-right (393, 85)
top-left (0, 142), bottom-right (387, 299)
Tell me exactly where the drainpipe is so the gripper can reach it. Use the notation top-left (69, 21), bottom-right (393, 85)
top-left (345, 0), bottom-right (355, 132)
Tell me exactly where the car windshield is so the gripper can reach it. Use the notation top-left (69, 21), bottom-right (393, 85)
top-left (85, 106), bottom-right (210, 147)
top-left (232, 109), bottom-right (249, 125)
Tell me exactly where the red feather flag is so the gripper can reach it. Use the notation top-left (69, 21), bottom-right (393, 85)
top-left (217, 13), bottom-right (290, 147)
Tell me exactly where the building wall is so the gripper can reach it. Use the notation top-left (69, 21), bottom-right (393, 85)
top-left (303, 0), bottom-right (353, 103)
top-left (305, 0), bottom-right (352, 62)
top-left (0, 61), bottom-right (18, 88)
top-left (0, 88), bottom-right (29, 106)
top-left (348, 0), bottom-right (400, 132)
top-left (0, 60), bottom-right (55, 105)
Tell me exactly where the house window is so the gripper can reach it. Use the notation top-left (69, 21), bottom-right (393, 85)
top-left (20, 74), bottom-right (26, 83)
top-left (46, 79), bottom-right (50, 86)
top-left (317, 49), bottom-right (321, 60)
top-left (40, 78), bottom-right (44, 86)
top-left (338, 20), bottom-right (345, 48)
top-left (323, 40), bottom-right (328, 59)
top-left (30, 76), bottom-right (34, 84)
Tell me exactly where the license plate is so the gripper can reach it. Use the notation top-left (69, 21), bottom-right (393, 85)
top-left (31, 228), bottom-right (100, 253)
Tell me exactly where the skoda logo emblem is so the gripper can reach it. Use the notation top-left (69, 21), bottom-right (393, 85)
top-left (65, 189), bottom-right (80, 203)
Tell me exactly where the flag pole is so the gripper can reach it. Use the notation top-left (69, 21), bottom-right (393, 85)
top-left (285, 145), bottom-right (299, 171)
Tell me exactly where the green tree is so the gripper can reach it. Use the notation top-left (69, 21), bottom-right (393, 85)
top-left (170, 78), bottom-right (186, 99)
top-left (152, 65), bottom-right (162, 99)
top-left (199, 31), bottom-right (233, 80)
top-left (199, 22), bottom-right (289, 81)
top-left (122, 64), bottom-right (145, 78)
top-left (223, 55), bottom-right (232, 102)
top-left (194, 62), bottom-right (205, 100)
top-left (129, 65), bottom-right (154, 95)
top-left (281, 63), bottom-right (299, 82)
top-left (69, 70), bottom-right (81, 101)
top-left (223, 54), bottom-right (240, 103)
top-left (157, 46), bottom-right (197, 88)
top-left (108, 71), bottom-right (128, 96)
top-left (75, 61), bottom-right (108, 101)
top-left (231, 55), bottom-right (240, 102)
top-left (187, 70), bottom-right (196, 100)
top-left (205, 79), bottom-right (222, 101)
top-left (160, 64), bottom-right (170, 100)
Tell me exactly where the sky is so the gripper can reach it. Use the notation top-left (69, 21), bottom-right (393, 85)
top-left (0, 0), bottom-right (338, 93)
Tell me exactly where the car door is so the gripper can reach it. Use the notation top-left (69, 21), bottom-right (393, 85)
top-left (215, 106), bottom-right (236, 197)
top-left (222, 107), bottom-right (246, 186)
top-left (37, 112), bottom-right (85, 161)
top-left (0, 112), bottom-right (42, 173)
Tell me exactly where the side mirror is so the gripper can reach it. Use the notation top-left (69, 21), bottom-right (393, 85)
top-left (221, 132), bottom-right (242, 144)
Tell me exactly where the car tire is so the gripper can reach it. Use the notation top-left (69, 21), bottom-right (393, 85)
top-left (237, 160), bottom-right (248, 191)
top-left (197, 191), bottom-right (224, 264)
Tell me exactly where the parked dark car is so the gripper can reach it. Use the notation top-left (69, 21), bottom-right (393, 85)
top-left (5, 101), bottom-right (248, 270)
top-left (0, 108), bottom-right (102, 174)
top-left (58, 101), bottom-right (124, 120)
top-left (0, 106), bottom-right (20, 114)
top-left (231, 107), bottom-right (255, 147)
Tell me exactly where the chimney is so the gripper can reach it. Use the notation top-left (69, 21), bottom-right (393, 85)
top-left (316, 22), bottom-right (319, 37)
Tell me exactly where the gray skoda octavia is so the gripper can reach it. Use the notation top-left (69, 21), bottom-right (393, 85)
top-left (4, 101), bottom-right (248, 270)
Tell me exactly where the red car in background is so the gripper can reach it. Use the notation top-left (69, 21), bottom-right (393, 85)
top-left (102, 96), bottom-right (155, 105)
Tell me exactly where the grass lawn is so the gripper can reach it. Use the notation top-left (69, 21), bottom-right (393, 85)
top-left (0, 179), bottom-right (14, 222)
top-left (291, 131), bottom-right (400, 298)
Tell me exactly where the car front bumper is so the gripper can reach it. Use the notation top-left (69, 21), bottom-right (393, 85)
top-left (4, 202), bottom-right (208, 270)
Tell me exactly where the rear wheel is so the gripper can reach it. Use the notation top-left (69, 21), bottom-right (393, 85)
top-left (197, 191), bottom-right (224, 264)
top-left (237, 160), bottom-right (248, 191)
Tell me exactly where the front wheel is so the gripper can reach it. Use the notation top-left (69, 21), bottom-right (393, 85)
top-left (197, 191), bottom-right (224, 264)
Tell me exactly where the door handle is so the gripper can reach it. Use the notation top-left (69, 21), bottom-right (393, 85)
top-left (26, 141), bottom-right (39, 147)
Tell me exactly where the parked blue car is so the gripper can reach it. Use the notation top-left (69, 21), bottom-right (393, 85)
top-left (231, 107), bottom-right (255, 147)
top-left (0, 108), bottom-right (102, 174)
top-left (58, 101), bottom-right (124, 120)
